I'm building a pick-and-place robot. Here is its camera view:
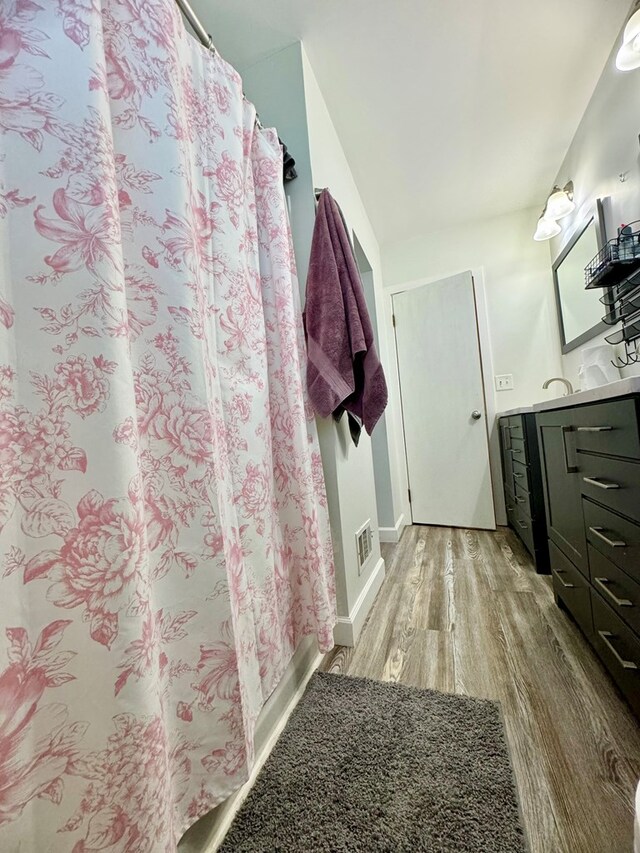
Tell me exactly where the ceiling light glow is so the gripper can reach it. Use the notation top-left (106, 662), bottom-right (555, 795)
top-left (616, 9), bottom-right (640, 71)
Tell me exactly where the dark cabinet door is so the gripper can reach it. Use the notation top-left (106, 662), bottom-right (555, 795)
top-left (537, 409), bottom-right (587, 574)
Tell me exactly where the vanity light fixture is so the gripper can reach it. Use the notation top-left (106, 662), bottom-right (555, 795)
top-left (533, 215), bottom-right (562, 242)
top-left (532, 181), bottom-right (574, 241)
top-left (616, 7), bottom-right (640, 71)
top-left (545, 182), bottom-right (575, 220)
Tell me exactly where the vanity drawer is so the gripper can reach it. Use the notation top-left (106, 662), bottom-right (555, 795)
top-left (512, 460), bottom-right (529, 492)
top-left (500, 421), bottom-right (514, 486)
top-left (581, 454), bottom-right (640, 524)
top-left (514, 481), bottom-right (532, 517)
top-left (550, 540), bottom-right (593, 637)
top-left (508, 437), bottom-right (527, 465)
top-left (514, 507), bottom-right (534, 555)
top-left (584, 499), bottom-right (640, 583)
top-left (507, 416), bottom-right (524, 441)
top-left (504, 479), bottom-right (515, 503)
top-left (589, 545), bottom-right (640, 635)
top-left (574, 398), bottom-right (640, 459)
top-left (591, 591), bottom-right (640, 717)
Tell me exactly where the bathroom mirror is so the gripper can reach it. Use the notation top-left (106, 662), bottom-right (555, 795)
top-left (552, 205), bottom-right (609, 353)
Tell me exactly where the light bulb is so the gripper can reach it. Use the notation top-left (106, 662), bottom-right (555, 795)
top-left (533, 216), bottom-right (561, 242)
top-left (616, 9), bottom-right (640, 71)
top-left (545, 188), bottom-right (575, 220)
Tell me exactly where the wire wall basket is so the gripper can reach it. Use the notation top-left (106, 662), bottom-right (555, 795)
top-left (585, 222), bottom-right (640, 367)
top-left (599, 267), bottom-right (640, 307)
top-left (605, 321), bottom-right (640, 346)
top-left (601, 284), bottom-right (640, 327)
top-left (585, 221), bottom-right (640, 290)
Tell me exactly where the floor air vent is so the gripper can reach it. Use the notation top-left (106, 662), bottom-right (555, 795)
top-left (355, 521), bottom-right (373, 574)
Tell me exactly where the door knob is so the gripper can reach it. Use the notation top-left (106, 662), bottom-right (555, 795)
top-left (471, 410), bottom-right (482, 420)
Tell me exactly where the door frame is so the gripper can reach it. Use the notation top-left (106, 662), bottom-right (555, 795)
top-left (386, 267), bottom-right (501, 528)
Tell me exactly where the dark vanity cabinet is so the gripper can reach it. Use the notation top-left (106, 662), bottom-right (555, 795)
top-left (499, 413), bottom-right (549, 573)
top-left (536, 395), bottom-right (640, 716)
top-left (537, 410), bottom-right (587, 574)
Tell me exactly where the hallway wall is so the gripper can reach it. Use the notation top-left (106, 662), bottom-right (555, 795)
top-left (302, 50), bottom-right (406, 544)
top-left (242, 44), bottom-right (406, 644)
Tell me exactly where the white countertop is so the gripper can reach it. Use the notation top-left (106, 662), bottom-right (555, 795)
top-left (495, 404), bottom-right (536, 417)
top-left (496, 376), bottom-right (640, 419)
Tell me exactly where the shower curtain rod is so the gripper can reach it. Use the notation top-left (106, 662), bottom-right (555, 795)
top-left (173, 0), bottom-right (298, 182)
top-left (175, 0), bottom-right (213, 51)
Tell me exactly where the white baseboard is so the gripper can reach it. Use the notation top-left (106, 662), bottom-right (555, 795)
top-left (179, 636), bottom-right (322, 853)
top-left (333, 556), bottom-right (385, 647)
top-left (379, 513), bottom-right (406, 544)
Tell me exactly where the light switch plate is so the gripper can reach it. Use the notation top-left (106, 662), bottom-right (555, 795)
top-left (495, 374), bottom-right (514, 391)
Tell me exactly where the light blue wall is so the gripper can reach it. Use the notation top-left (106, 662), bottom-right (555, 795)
top-left (241, 43), bottom-right (316, 290)
top-left (240, 43), bottom-right (349, 617)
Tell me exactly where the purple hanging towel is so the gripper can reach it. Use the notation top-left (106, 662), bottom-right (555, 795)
top-left (304, 189), bottom-right (388, 444)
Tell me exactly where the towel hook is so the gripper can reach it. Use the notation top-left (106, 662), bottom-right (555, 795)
top-left (612, 339), bottom-right (640, 369)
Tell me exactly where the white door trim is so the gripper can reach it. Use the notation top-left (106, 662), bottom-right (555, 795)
top-left (387, 268), bottom-right (500, 528)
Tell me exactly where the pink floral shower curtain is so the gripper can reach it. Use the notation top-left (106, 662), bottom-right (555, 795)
top-left (0, 1), bottom-right (336, 850)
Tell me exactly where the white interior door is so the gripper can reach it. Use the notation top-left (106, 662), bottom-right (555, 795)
top-left (393, 272), bottom-right (495, 529)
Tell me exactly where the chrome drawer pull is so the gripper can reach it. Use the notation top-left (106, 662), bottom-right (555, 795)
top-left (515, 496), bottom-right (526, 504)
top-left (589, 526), bottom-right (626, 548)
top-left (510, 448), bottom-right (523, 455)
top-left (594, 577), bottom-right (633, 607)
top-left (577, 426), bottom-right (613, 432)
top-left (513, 472), bottom-right (525, 479)
top-left (517, 520), bottom-right (528, 530)
top-left (561, 425), bottom-right (578, 474)
top-left (506, 506), bottom-right (515, 513)
top-left (583, 477), bottom-right (620, 490)
top-left (554, 570), bottom-right (575, 589)
top-left (598, 631), bottom-right (638, 670)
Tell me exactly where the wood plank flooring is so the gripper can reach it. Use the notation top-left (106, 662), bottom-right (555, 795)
top-left (320, 525), bottom-right (640, 853)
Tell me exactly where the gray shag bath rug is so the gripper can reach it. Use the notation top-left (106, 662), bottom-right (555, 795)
top-left (219, 672), bottom-right (526, 852)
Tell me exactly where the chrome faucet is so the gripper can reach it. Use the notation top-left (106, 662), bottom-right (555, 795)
top-left (542, 377), bottom-right (574, 396)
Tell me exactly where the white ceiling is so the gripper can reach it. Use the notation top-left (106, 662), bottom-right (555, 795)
top-left (188, 0), bottom-right (631, 247)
